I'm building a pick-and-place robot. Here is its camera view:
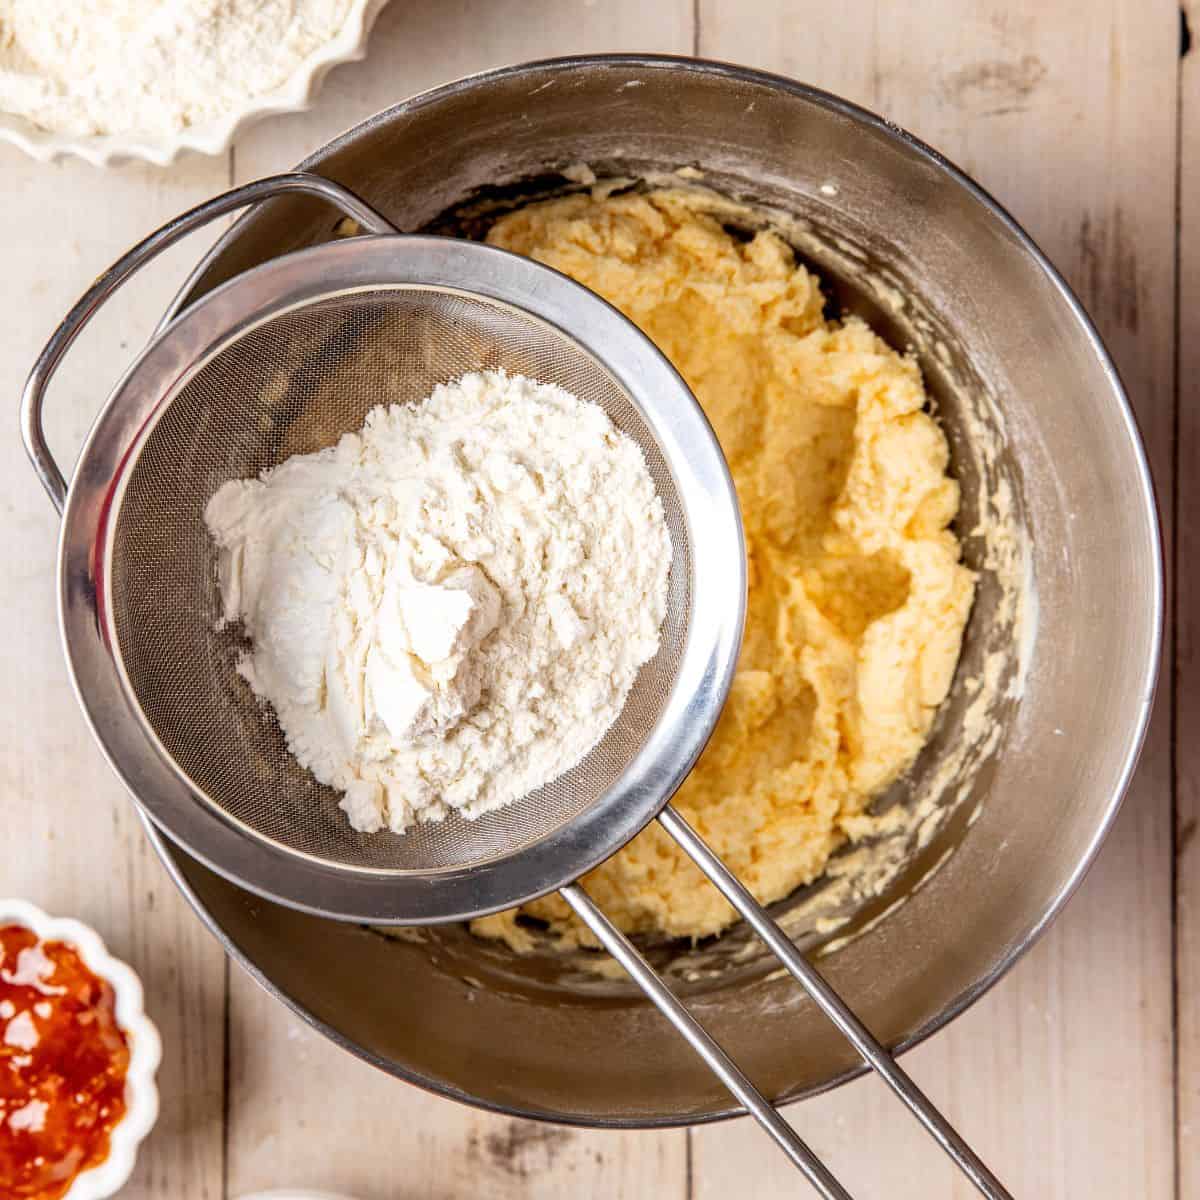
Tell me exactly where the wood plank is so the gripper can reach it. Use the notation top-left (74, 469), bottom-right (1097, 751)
top-left (694, 2), bottom-right (1178, 1196)
top-left (224, 4), bottom-right (693, 1197)
top-left (231, 0), bottom-right (696, 173)
top-left (225, 983), bottom-right (686, 1200)
top-left (0, 148), bottom-right (232, 1199)
top-left (1176, 4), bottom-right (1200, 1195)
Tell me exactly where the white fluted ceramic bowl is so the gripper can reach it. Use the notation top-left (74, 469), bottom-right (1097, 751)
top-left (0, 899), bottom-right (161, 1200)
top-left (0, 0), bottom-right (391, 167)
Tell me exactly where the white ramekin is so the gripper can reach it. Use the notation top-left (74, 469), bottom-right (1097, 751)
top-left (0, 898), bottom-right (162, 1200)
top-left (0, 0), bottom-right (391, 168)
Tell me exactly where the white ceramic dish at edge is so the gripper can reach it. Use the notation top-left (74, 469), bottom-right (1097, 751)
top-left (0, 898), bottom-right (162, 1200)
top-left (0, 0), bottom-right (391, 167)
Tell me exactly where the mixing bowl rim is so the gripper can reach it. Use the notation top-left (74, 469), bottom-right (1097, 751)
top-left (149, 52), bottom-right (1164, 1126)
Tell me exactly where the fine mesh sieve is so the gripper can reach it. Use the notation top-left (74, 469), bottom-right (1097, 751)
top-left (24, 173), bottom-right (1013, 1200)
top-left (108, 288), bottom-right (694, 876)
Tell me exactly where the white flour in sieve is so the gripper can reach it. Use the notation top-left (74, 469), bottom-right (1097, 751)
top-left (204, 370), bottom-right (672, 834)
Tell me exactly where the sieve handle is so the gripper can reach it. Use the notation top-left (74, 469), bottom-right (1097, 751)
top-left (20, 172), bottom-right (398, 514)
top-left (558, 882), bottom-right (853, 1200)
top-left (655, 803), bottom-right (1015, 1200)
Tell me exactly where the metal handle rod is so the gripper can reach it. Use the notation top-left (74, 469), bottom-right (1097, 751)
top-left (657, 803), bottom-right (1013, 1200)
top-left (20, 171), bottom-right (398, 514)
top-left (559, 883), bottom-right (853, 1200)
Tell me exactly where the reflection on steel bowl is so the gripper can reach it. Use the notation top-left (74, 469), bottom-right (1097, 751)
top-left (139, 55), bottom-right (1158, 1125)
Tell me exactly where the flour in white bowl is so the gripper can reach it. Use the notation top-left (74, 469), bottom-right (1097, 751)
top-left (204, 371), bottom-right (673, 834)
top-left (0, 0), bottom-right (355, 138)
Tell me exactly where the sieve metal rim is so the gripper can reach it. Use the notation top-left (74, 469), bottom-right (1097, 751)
top-left (56, 232), bottom-right (747, 924)
top-left (101, 279), bottom-right (686, 879)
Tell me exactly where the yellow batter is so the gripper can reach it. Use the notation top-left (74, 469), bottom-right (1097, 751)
top-left (473, 189), bottom-right (975, 949)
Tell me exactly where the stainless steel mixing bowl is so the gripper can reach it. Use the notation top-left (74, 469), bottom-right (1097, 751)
top-left (141, 55), bottom-right (1159, 1124)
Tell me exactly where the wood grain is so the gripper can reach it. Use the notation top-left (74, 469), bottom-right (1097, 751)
top-left (693, 1), bottom-right (1178, 1196)
top-left (224, 984), bottom-right (686, 1200)
top-left (1176, 4), bottom-right (1198, 1197)
top-left (231, 0), bottom-right (695, 174)
top-left (0, 150), bottom-right (231, 1199)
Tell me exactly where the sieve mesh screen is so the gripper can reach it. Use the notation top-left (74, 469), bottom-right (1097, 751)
top-left (108, 288), bottom-right (691, 873)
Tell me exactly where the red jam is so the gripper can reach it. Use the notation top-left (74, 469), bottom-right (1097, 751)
top-left (0, 925), bottom-right (130, 1200)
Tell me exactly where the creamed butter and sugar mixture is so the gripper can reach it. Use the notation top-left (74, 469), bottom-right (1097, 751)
top-left (474, 189), bottom-right (975, 948)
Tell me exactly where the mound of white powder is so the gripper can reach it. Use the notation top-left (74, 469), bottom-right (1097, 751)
top-left (204, 371), bottom-right (672, 834)
top-left (0, 0), bottom-right (354, 138)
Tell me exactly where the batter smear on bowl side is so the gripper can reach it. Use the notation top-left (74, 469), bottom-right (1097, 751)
top-left (473, 189), bottom-right (976, 948)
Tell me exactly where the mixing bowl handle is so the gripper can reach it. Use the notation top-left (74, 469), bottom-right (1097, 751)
top-left (19, 172), bottom-right (398, 514)
top-left (561, 803), bottom-right (1014, 1200)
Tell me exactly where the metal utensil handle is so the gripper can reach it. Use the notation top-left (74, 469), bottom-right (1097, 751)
top-left (559, 882), bottom-right (853, 1200)
top-left (657, 803), bottom-right (1014, 1200)
top-left (20, 171), bottom-right (398, 514)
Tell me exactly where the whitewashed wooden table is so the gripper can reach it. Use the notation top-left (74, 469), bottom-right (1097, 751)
top-left (2, 2), bottom-right (1194, 1196)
